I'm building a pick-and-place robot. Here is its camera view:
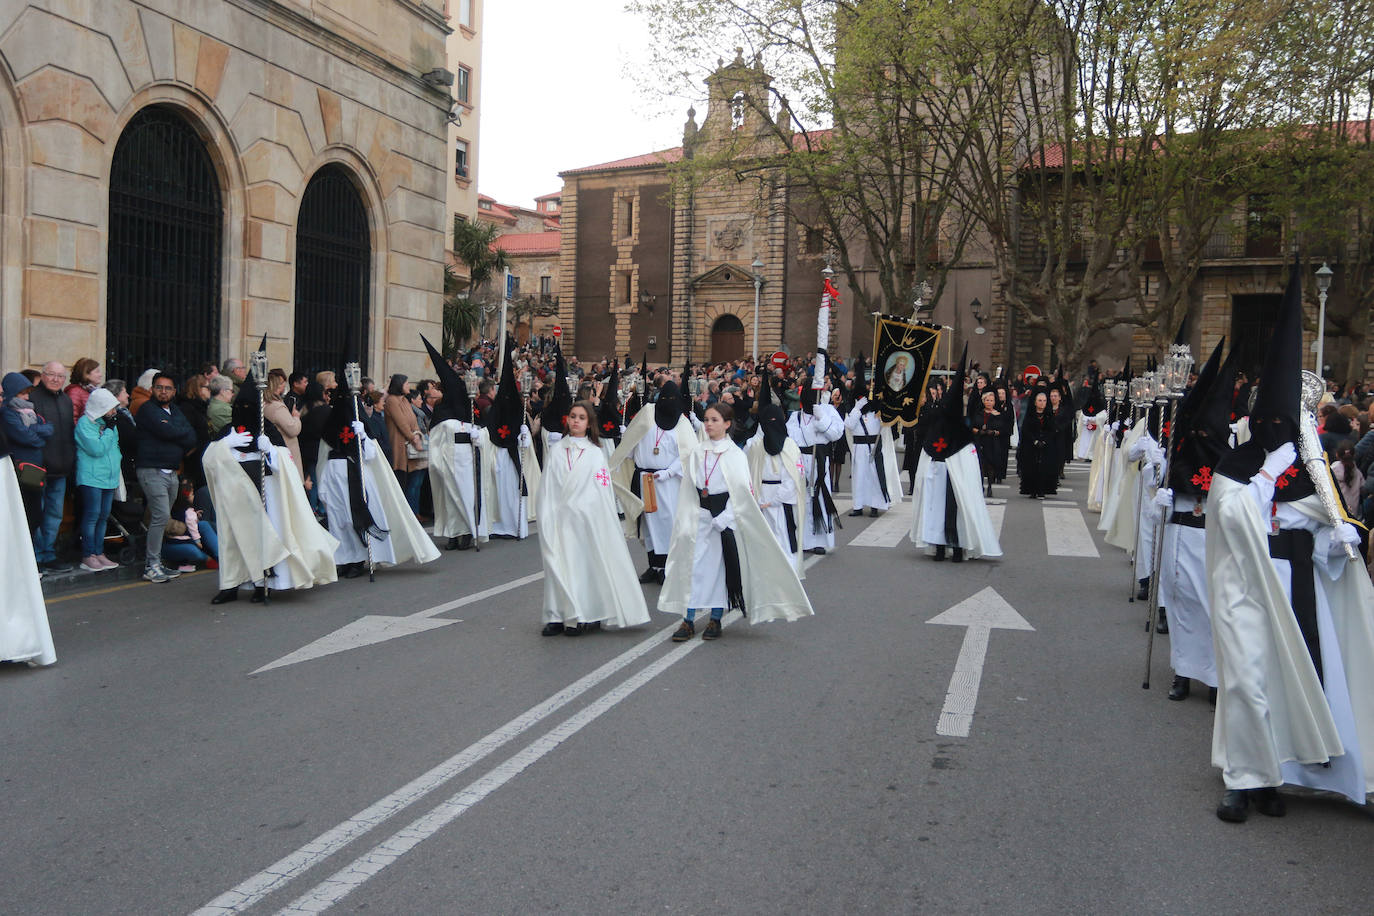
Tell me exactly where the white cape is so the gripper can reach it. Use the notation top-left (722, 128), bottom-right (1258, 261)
top-left (1207, 474), bottom-right (1374, 799)
top-left (536, 436), bottom-right (649, 628)
top-left (607, 408), bottom-right (696, 539)
top-left (659, 441), bottom-right (814, 625)
top-left (908, 447), bottom-right (1003, 559)
top-left (314, 444), bottom-right (442, 568)
top-left (205, 440), bottom-right (338, 591)
top-left (746, 435), bottom-right (807, 576)
top-left (1104, 418), bottom-right (1148, 551)
top-left (0, 456), bottom-right (54, 666)
top-left (429, 419), bottom-right (497, 542)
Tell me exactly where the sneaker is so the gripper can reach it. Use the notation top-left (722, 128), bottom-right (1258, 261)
top-left (161, 563), bottom-right (181, 579)
top-left (143, 565), bottom-right (170, 583)
top-left (80, 556), bottom-right (105, 572)
top-left (41, 561), bottom-right (74, 574)
top-left (176, 564), bottom-right (197, 573)
top-left (671, 620), bottom-right (695, 642)
top-left (97, 555), bottom-right (119, 569)
top-left (702, 619), bottom-right (722, 640)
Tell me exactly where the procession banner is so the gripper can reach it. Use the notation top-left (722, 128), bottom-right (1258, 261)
top-left (868, 316), bottom-right (942, 428)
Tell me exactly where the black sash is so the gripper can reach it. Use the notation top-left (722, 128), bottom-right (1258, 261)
top-left (236, 457), bottom-right (272, 488)
top-left (471, 437), bottom-right (483, 536)
top-left (454, 432), bottom-right (472, 444)
top-left (1268, 528), bottom-right (1321, 684)
top-left (782, 503), bottom-right (798, 554)
top-left (799, 442), bottom-right (840, 534)
top-left (856, 418), bottom-right (891, 503)
top-left (698, 490), bottom-right (745, 614)
top-left (852, 435), bottom-right (878, 445)
top-left (944, 468), bottom-right (960, 547)
top-left (1168, 511), bottom-right (1207, 529)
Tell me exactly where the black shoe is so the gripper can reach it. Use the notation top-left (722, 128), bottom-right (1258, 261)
top-left (702, 619), bottom-right (722, 640)
top-left (541, 622), bottom-right (564, 636)
top-left (933, 545), bottom-right (947, 561)
top-left (848, 508), bottom-right (864, 517)
top-left (340, 563), bottom-right (362, 579)
top-left (1216, 789), bottom-right (1250, 823)
top-left (564, 623), bottom-right (583, 637)
top-left (807, 547), bottom-right (826, 556)
top-left (42, 561), bottom-right (74, 573)
top-left (639, 567), bottom-right (660, 584)
top-left (1136, 579), bottom-right (1150, 601)
top-left (250, 586), bottom-right (267, 604)
top-left (210, 588), bottom-right (239, 605)
top-left (1168, 675), bottom-right (1190, 701)
top-left (445, 537), bottom-right (460, 551)
top-left (1156, 608), bottom-right (1169, 635)
top-left (457, 534), bottom-right (474, 551)
top-left (1252, 787), bottom-right (1286, 818)
top-left (951, 547), bottom-right (965, 563)
top-left (671, 620), bottom-right (695, 642)
top-left (584, 621), bottom-right (602, 632)
top-left (868, 507), bottom-right (879, 518)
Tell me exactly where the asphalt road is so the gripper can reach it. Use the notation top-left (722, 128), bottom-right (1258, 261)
top-left (4, 459), bottom-right (1372, 915)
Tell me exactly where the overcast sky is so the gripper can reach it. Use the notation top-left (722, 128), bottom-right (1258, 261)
top-left (477, 0), bottom-right (691, 208)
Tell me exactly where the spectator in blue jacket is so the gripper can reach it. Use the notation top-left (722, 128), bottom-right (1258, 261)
top-left (75, 387), bottom-right (122, 572)
top-left (28, 362), bottom-right (75, 572)
top-left (2, 371), bottom-right (52, 533)
top-left (134, 373), bottom-right (196, 583)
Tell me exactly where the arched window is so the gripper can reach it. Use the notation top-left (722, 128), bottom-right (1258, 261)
top-left (107, 106), bottom-right (222, 383)
top-left (710, 313), bottom-right (745, 363)
top-left (294, 165), bottom-right (371, 375)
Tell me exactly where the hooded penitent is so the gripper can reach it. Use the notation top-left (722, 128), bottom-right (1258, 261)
top-left (597, 361), bottom-right (623, 443)
top-left (679, 362), bottom-right (696, 419)
top-left (799, 370), bottom-right (818, 411)
top-left (654, 379), bottom-right (684, 432)
top-left (922, 344), bottom-right (974, 460)
top-left (1170, 338), bottom-right (1239, 498)
top-left (756, 369), bottom-right (788, 456)
top-left (540, 348), bottom-right (573, 436)
top-left (1167, 335), bottom-right (1226, 471)
top-left (421, 334), bottom-right (473, 425)
top-left (227, 334), bottom-right (282, 453)
top-left (486, 335), bottom-right (526, 465)
top-left (322, 337), bottom-right (386, 542)
top-left (1216, 255), bottom-right (1309, 498)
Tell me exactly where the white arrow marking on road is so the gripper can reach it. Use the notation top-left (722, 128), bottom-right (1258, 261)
top-left (927, 587), bottom-right (1034, 737)
top-left (251, 572), bottom-right (545, 674)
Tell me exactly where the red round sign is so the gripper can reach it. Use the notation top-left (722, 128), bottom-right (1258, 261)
top-left (769, 350), bottom-right (789, 370)
top-left (552, 325), bottom-right (562, 338)
top-left (1023, 363), bottom-right (1042, 383)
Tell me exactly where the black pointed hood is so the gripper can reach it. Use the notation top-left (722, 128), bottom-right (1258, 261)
top-left (597, 361), bottom-right (623, 441)
top-left (1217, 254), bottom-right (1309, 494)
top-left (322, 325), bottom-right (361, 451)
top-left (1168, 336), bottom-right (1228, 493)
top-left (759, 402), bottom-right (788, 456)
top-left (541, 347), bottom-right (573, 435)
top-left (486, 335), bottom-right (526, 460)
top-left (923, 344), bottom-right (973, 459)
top-left (799, 369), bottom-right (819, 411)
top-left (228, 334), bottom-right (281, 448)
top-left (655, 380), bottom-right (684, 431)
top-left (422, 334), bottom-right (472, 424)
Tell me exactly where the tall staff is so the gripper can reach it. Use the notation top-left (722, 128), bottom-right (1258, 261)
top-left (1125, 375), bottom-right (1149, 603)
top-left (344, 361), bottom-right (375, 582)
top-left (248, 348), bottom-right (272, 604)
top-left (1143, 345), bottom-right (1193, 689)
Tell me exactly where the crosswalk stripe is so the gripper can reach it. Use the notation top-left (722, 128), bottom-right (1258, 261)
top-left (1043, 505), bottom-right (1100, 557)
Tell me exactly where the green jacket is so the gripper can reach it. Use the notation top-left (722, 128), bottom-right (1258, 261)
top-left (207, 397), bottom-right (232, 434)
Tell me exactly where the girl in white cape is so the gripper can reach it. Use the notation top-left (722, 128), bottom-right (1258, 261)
top-left (536, 401), bottom-right (650, 636)
top-left (661, 402), bottom-right (813, 642)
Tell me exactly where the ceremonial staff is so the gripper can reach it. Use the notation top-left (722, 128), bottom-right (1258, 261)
top-left (345, 361), bottom-right (376, 582)
top-left (249, 348), bottom-right (272, 604)
top-left (1143, 345), bottom-right (1193, 689)
top-left (1299, 370), bottom-right (1360, 561)
top-left (1125, 374), bottom-right (1151, 604)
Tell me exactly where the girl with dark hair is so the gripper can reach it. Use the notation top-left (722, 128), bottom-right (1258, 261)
top-left (1332, 443), bottom-right (1364, 513)
top-left (660, 402), bottom-right (813, 642)
top-left (536, 402), bottom-right (648, 636)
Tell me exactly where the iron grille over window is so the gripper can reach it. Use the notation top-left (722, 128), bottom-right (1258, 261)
top-left (294, 165), bottom-right (371, 375)
top-left (106, 106), bottom-right (222, 385)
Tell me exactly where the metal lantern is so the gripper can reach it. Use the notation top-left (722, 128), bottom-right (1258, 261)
top-left (1164, 343), bottom-right (1193, 393)
top-left (343, 361), bottom-right (362, 390)
top-left (249, 350), bottom-right (269, 386)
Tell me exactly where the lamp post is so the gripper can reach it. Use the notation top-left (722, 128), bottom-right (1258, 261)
top-left (970, 297), bottom-right (985, 335)
top-left (751, 256), bottom-right (764, 362)
top-left (1314, 261), bottom-right (1332, 378)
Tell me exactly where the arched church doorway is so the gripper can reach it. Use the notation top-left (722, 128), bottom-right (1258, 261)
top-left (106, 106), bottom-right (222, 383)
top-left (294, 164), bottom-right (371, 374)
top-left (710, 313), bottom-right (745, 363)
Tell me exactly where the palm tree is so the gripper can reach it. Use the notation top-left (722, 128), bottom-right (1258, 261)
top-left (444, 217), bottom-right (511, 356)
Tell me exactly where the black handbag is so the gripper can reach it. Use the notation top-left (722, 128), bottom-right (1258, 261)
top-left (14, 460), bottom-right (46, 489)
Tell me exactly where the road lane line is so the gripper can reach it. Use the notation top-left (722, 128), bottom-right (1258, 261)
top-left (848, 500), bottom-right (910, 548)
top-left (201, 553), bottom-right (828, 914)
top-left (195, 616), bottom-right (677, 914)
top-left (1043, 505), bottom-right (1100, 557)
top-left (987, 503), bottom-right (1006, 540)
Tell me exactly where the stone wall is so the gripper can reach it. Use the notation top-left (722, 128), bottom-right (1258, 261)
top-left (0, 0), bottom-right (450, 378)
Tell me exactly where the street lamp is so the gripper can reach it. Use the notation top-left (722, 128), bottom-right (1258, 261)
top-left (1314, 261), bottom-right (1333, 377)
top-left (970, 297), bottom-right (986, 335)
top-left (751, 256), bottom-right (764, 361)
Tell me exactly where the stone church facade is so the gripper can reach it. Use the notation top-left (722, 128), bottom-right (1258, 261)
top-left (0, 0), bottom-right (453, 381)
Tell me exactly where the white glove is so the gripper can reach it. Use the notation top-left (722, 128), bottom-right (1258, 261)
top-left (518, 429), bottom-right (532, 448)
top-left (1336, 522), bottom-right (1360, 547)
top-left (224, 429), bottom-right (252, 449)
top-left (261, 442), bottom-right (279, 470)
top-left (1260, 442), bottom-right (1296, 480)
top-left (256, 435), bottom-right (273, 454)
top-left (1153, 487), bottom-right (1174, 510)
top-left (351, 420), bottom-right (367, 440)
top-left (654, 469), bottom-right (673, 481)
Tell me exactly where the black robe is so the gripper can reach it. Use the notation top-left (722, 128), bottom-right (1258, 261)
top-left (972, 406), bottom-right (1013, 482)
top-left (1018, 408), bottom-right (1060, 497)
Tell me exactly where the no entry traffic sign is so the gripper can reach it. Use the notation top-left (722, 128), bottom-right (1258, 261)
top-left (770, 350), bottom-right (789, 370)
